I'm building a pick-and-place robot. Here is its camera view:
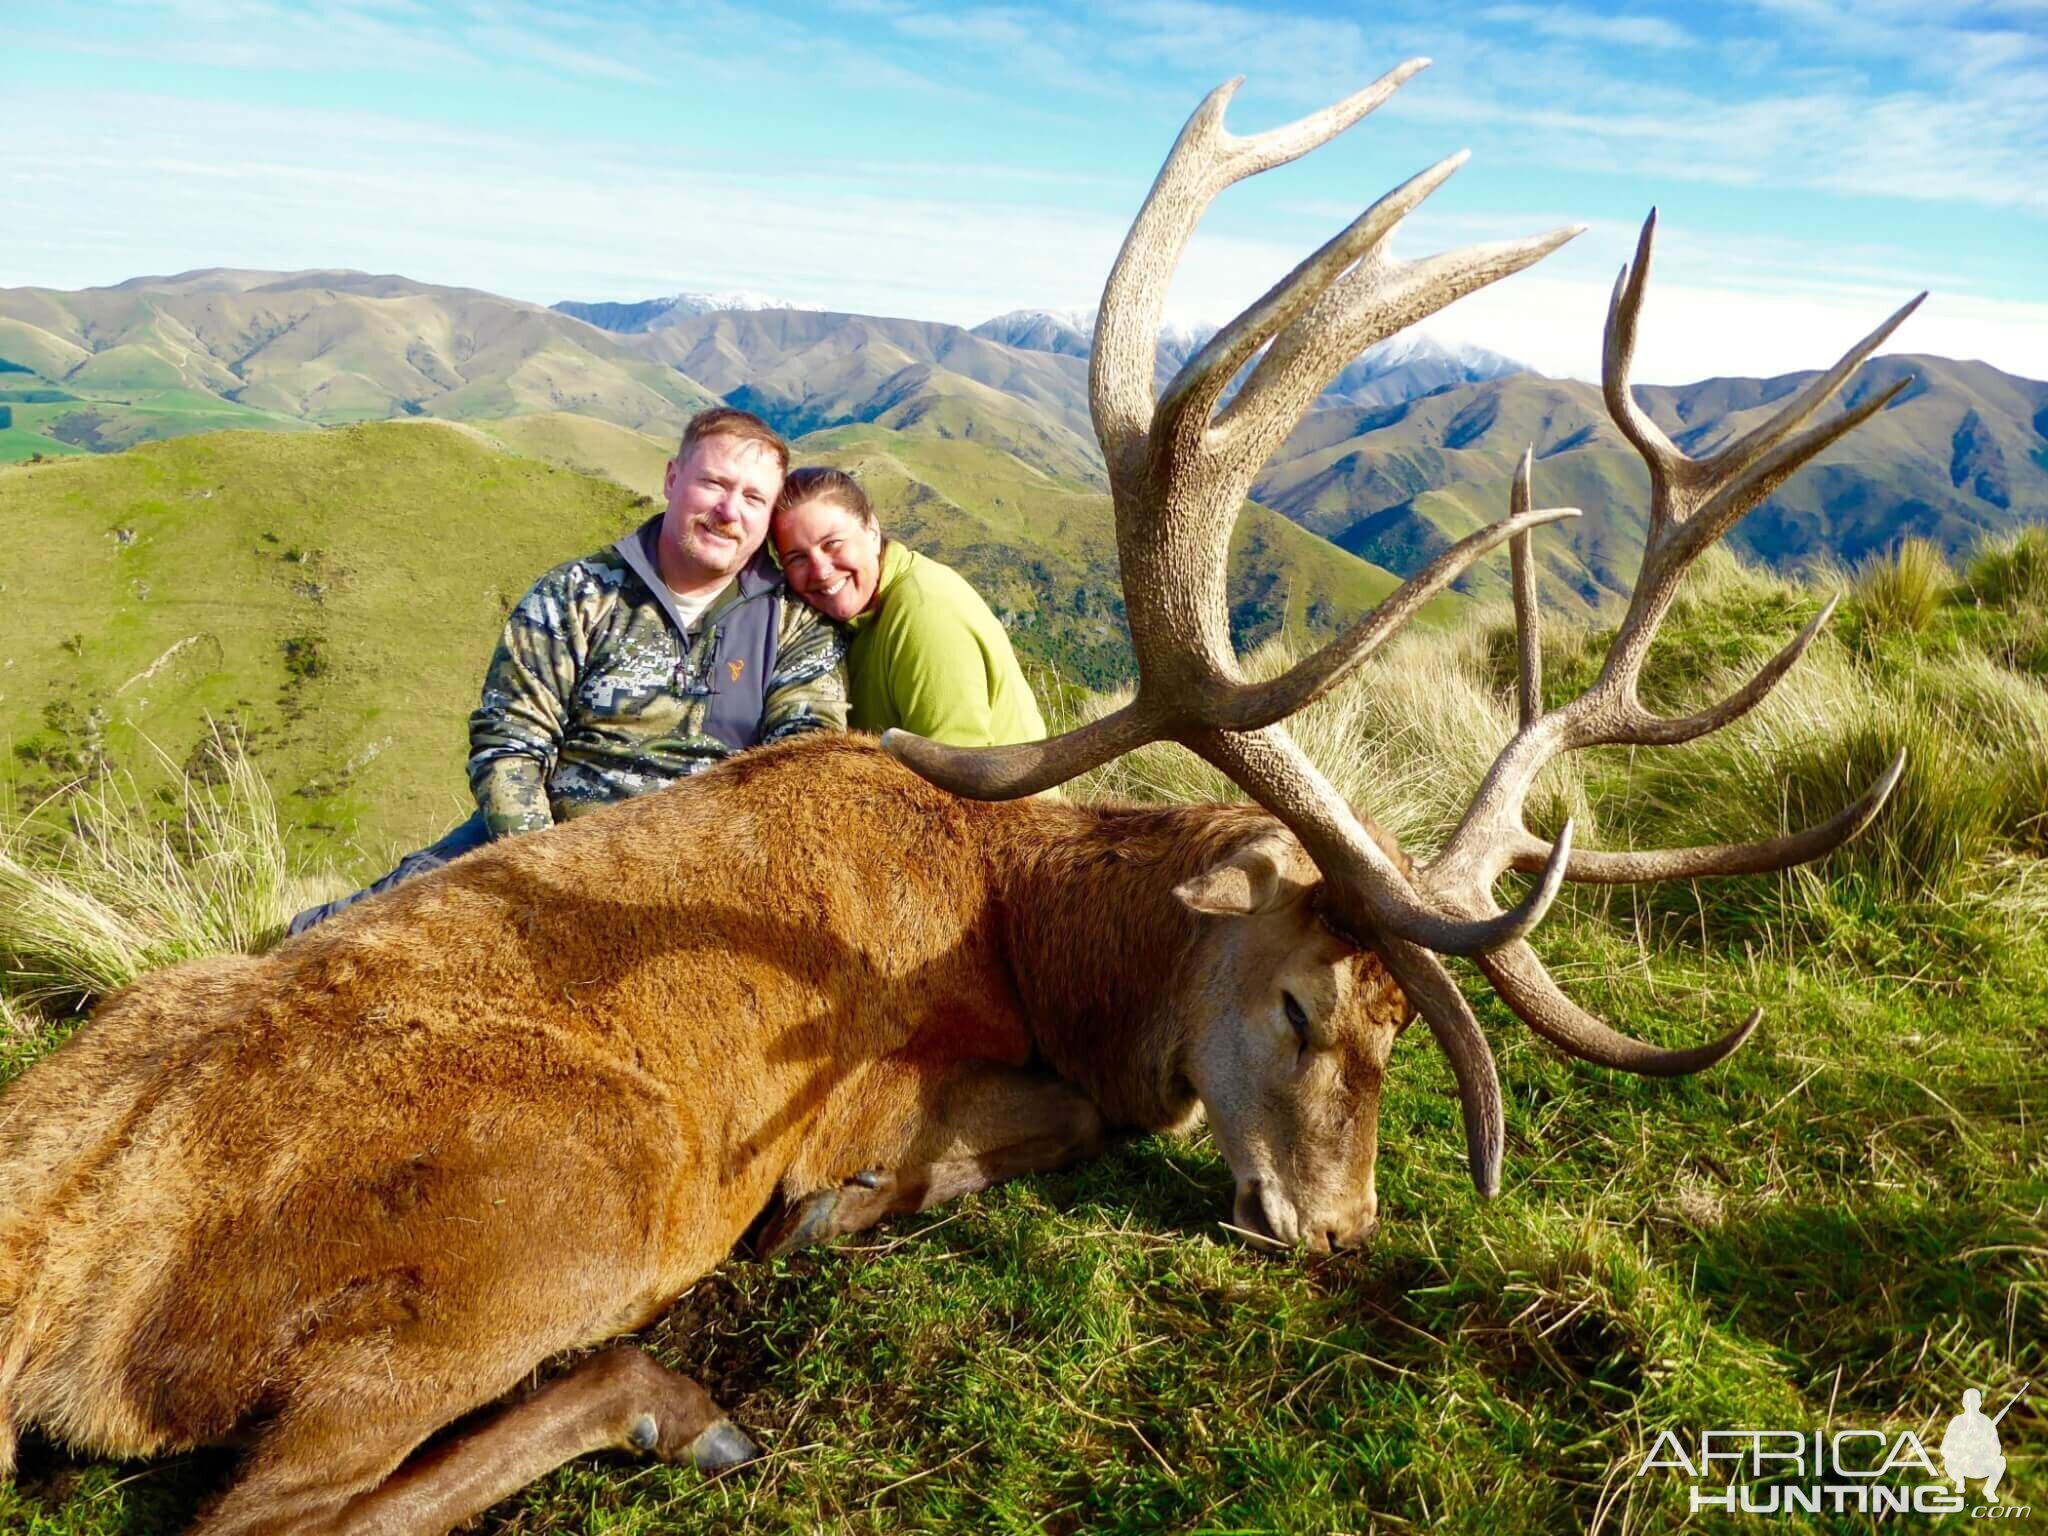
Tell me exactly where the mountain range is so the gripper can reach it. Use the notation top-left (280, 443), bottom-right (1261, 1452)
top-left (4, 270), bottom-right (2044, 622)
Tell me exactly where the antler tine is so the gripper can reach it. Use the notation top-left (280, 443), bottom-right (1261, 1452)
top-left (1220, 225), bottom-right (1584, 475)
top-left (1700, 292), bottom-right (1927, 489)
top-left (1504, 749), bottom-right (1906, 883)
top-left (1378, 936), bottom-right (1505, 1196)
top-left (1154, 149), bottom-right (1471, 449)
top-left (881, 700), bottom-right (1164, 801)
top-left (1619, 594), bottom-right (1840, 748)
top-left (1509, 449), bottom-right (1543, 730)
top-left (1206, 498), bottom-right (1579, 732)
top-left (1194, 727), bottom-right (1577, 958)
top-left (1601, 210), bottom-right (1686, 494)
top-left (1676, 372), bottom-right (1916, 568)
top-left (1092, 60), bottom-right (1428, 477)
top-left (1476, 943), bottom-right (1762, 1076)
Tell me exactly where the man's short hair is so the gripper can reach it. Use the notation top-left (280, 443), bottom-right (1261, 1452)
top-left (678, 408), bottom-right (789, 478)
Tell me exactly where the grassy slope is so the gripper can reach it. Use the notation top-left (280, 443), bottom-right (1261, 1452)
top-left (0, 422), bottom-right (653, 875)
top-left (2, 541), bottom-right (2042, 1533)
top-left (473, 411), bottom-right (676, 499)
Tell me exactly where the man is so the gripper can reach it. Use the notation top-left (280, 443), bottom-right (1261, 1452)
top-left (288, 407), bottom-right (847, 933)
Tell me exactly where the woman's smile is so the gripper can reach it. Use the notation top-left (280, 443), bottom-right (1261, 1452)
top-left (773, 495), bottom-right (883, 622)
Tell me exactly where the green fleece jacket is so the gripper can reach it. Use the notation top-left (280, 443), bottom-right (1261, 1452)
top-left (845, 542), bottom-right (1046, 747)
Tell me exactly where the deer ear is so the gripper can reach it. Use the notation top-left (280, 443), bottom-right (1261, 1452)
top-left (1175, 834), bottom-right (1303, 916)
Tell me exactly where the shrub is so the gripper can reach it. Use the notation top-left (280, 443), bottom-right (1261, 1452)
top-left (281, 632), bottom-right (325, 680)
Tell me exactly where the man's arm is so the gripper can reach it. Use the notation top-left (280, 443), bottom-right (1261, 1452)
top-left (758, 597), bottom-right (850, 744)
top-left (465, 562), bottom-right (604, 837)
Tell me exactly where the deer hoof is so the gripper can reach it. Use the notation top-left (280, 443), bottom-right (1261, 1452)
top-left (849, 1168), bottom-right (885, 1190)
top-left (627, 1413), bottom-right (660, 1453)
top-left (690, 1418), bottom-right (762, 1475)
top-left (758, 1189), bottom-right (838, 1259)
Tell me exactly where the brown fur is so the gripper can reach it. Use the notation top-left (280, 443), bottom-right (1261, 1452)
top-left (0, 734), bottom-right (1407, 1531)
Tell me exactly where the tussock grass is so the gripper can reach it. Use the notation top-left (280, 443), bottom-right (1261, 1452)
top-left (1851, 536), bottom-right (1952, 637)
top-left (0, 726), bottom-right (327, 1009)
top-left (1060, 626), bottom-right (1591, 853)
top-left (1965, 524), bottom-right (2048, 609)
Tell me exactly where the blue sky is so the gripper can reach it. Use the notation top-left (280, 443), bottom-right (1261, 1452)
top-left (4, 0), bottom-right (2044, 382)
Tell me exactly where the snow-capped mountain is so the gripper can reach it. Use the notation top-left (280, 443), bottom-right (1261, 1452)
top-left (970, 307), bottom-right (1221, 370)
top-left (1320, 332), bottom-right (1526, 408)
top-left (553, 290), bottom-right (804, 334)
top-left (973, 307), bottom-right (1525, 406)
top-left (970, 307), bottom-right (1096, 358)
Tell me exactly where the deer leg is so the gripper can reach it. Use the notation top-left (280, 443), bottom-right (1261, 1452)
top-left (188, 1347), bottom-right (752, 1536)
top-left (759, 1064), bottom-right (1104, 1257)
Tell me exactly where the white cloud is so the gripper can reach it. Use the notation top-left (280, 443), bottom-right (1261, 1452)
top-left (1479, 4), bottom-right (1694, 51)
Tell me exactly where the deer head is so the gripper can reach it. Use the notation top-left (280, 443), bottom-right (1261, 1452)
top-left (887, 61), bottom-right (1915, 1236)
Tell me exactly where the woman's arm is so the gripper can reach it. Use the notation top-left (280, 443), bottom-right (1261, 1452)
top-left (881, 609), bottom-right (1002, 747)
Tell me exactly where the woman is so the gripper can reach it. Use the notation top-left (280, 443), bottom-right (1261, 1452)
top-left (771, 466), bottom-right (1047, 748)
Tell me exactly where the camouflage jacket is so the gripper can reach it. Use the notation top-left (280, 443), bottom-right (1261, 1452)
top-left (466, 516), bottom-right (849, 837)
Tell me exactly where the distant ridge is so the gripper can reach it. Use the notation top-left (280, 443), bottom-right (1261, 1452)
top-left (972, 307), bottom-right (1526, 406)
top-left (4, 270), bottom-right (2042, 620)
top-left (554, 290), bottom-right (805, 334)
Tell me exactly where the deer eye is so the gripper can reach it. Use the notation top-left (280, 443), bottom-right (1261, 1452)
top-left (1283, 991), bottom-right (1311, 1049)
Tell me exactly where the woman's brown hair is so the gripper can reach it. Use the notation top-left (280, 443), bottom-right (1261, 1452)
top-left (773, 466), bottom-right (876, 528)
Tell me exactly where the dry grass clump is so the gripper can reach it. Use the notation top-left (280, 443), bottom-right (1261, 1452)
top-left (1964, 524), bottom-right (2048, 609)
top-left (1853, 537), bottom-right (1952, 637)
top-left (0, 726), bottom-right (308, 1009)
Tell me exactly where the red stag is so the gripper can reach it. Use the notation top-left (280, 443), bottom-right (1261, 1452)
top-left (0, 59), bottom-right (1911, 1534)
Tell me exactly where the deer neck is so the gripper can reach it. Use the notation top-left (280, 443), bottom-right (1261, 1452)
top-left (993, 800), bottom-right (1277, 1130)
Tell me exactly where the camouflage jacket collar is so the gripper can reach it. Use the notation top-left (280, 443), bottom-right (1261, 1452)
top-left (612, 515), bottom-right (784, 638)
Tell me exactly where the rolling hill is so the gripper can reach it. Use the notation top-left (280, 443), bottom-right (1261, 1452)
top-left (7, 269), bottom-right (2043, 618)
top-left (1254, 356), bottom-right (2048, 614)
top-left (0, 270), bottom-right (718, 463)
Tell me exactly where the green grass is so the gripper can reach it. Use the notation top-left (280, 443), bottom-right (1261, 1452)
top-left (0, 391), bottom-right (311, 460)
top-left (0, 422), bottom-right (657, 877)
top-left (1, 482), bottom-right (2042, 1532)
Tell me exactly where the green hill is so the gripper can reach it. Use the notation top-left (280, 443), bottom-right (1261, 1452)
top-left (473, 412), bottom-right (676, 498)
top-left (0, 423), bottom-right (654, 872)
top-left (0, 271), bottom-right (720, 463)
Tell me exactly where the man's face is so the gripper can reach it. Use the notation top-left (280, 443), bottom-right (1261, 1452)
top-left (659, 435), bottom-right (784, 591)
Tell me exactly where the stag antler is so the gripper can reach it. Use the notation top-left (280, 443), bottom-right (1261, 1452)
top-left (884, 70), bottom-right (1914, 1197)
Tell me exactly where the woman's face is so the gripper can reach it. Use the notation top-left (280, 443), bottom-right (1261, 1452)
top-left (773, 496), bottom-right (885, 622)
